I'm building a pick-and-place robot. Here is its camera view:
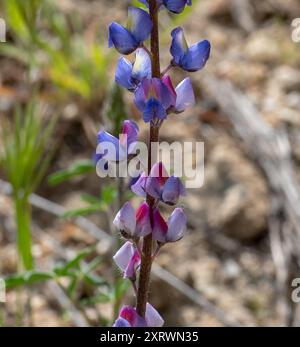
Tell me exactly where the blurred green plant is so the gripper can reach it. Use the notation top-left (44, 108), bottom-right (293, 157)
top-left (48, 160), bottom-right (95, 186)
top-left (61, 187), bottom-right (117, 219)
top-left (0, 0), bottom-right (113, 101)
top-left (0, 102), bottom-right (56, 271)
top-left (5, 246), bottom-right (130, 326)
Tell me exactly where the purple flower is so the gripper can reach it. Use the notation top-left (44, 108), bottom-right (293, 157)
top-left (113, 241), bottom-right (141, 280)
top-left (170, 27), bottom-right (210, 72)
top-left (139, 0), bottom-right (192, 14)
top-left (116, 48), bottom-right (152, 91)
top-left (108, 7), bottom-right (153, 55)
top-left (113, 303), bottom-right (164, 327)
top-left (134, 78), bottom-right (176, 122)
top-left (96, 120), bottom-right (138, 163)
top-left (153, 208), bottom-right (187, 243)
top-left (113, 201), bottom-right (152, 238)
top-left (162, 75), bottom-right (195, 113)
top-left (131, 162), bottom-right (185, 205)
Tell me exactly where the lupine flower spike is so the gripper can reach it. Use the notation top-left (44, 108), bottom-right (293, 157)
top-left (98, 0), bottom-right (210, 327)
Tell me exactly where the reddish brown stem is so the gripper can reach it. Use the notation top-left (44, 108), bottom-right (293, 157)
top-left (136, 0), bottom-right (161, 318)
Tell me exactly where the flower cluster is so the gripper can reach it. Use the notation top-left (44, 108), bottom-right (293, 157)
top-left (97, 0), bottom-right (210, 327)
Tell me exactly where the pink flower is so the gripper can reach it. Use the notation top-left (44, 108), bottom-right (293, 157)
top-left (131, 162), bottom-right (185, 205)
top-left (153, 207), bottom-right (187, 243)
top-left (113, 241), bottom-right (141, 280)
top-left (113, 201), bottom-right (152, 238)
top-left (113, 303), bottom-right (164, 327)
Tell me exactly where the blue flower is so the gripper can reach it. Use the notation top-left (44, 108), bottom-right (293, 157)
top-left (134, 78), bottom-right (176, 123)
top-left (108, 7), bottom-right (153, 55)
top-left (115, 48), bottom-right (152, 91)
top-left (96, 120), bottom-right (139, 164)
top-left (139, 0), bottom-right (192, 14)
top-left (170, 27), bottom-right (210, 72)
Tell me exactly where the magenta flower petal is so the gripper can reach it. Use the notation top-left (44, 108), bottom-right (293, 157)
top-left (166, 208), bottom-right (187, 242)
top-left (145, 303), bottom-right (165, 327)
top-left (161, 176), bottom-right (185, 205)
top-left (131, 173), bottom-right (147, 197)
top-left (113, 202), bottom-right (136, 236)
top-left (135, 202), bottom-right (152, 237)
top-left (175, 77), bottom-right (195, 113)
top-left (152, 209), bottom-right (168, 243)
top-left (162, 75), bottom-right (177, 103)
top-left (114, 303), bottom-right (163, 327)
top-left (153, 78), bottom-right (176, 110)
top-left (124, 249), bottom-right (141, 279)
top-left (119, 305), bottom-right (147, 327)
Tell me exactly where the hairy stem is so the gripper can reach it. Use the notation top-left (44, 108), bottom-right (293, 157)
top-left (136, 0), bottom-right (161, 317)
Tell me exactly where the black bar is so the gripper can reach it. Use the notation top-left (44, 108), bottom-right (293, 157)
top-left (0, 327), bottom-right (298, 345)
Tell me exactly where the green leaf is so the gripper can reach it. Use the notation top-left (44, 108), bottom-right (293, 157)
top-left (80, 194), bottom-right (101, 205)
top-left (101, 185), bottom-right (117, 205)
top-left (5, 271), bottom-right (54, 289)
top-left (83, 273), bottom-right (107, 287)
top-left (48, 160), bottom-right (95, 186)
top-left (55, 247), bottom-right (95, 276)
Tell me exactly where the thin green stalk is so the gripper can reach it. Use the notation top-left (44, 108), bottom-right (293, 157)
top-left (15, 198), bottom-right (33, 271)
